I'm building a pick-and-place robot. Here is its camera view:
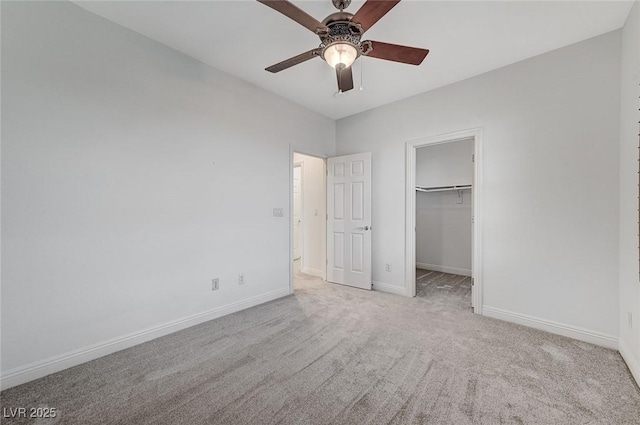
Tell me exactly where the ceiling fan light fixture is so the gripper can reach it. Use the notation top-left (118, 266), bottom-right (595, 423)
top-left (323, 42), bottom-right (358, 69)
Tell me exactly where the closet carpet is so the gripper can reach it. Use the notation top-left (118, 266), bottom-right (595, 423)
top-left (2, 270), bottom-right (639, 424)
top-left (415, 268), bottom-right (473, 306)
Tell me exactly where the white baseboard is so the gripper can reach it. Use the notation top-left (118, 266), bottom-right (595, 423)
top-left (372, 281), bottom-right (408, 296)
top-left (301, 267), bottom-right (323, 278)
top-left (0, 288), bottom-right (290, 391)
top-left (416, 263), bottom-right (472, 277)
top-left (482, 306), bottom-right (618, 349)
top-left (619, 338), bottom-right (640, 389)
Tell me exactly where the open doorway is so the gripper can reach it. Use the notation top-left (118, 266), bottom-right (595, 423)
top-left (405, 129), bottom-right (483, 313)
top-left (415, 139), bottom-right (473, 310)
top-left (291, 152), bottom-right (327, 292)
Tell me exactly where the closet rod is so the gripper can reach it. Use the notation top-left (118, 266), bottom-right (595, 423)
top-left (415, 185), bottom-right (472, 193)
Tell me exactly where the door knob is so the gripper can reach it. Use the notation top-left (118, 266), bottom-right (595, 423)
top-left (357, 226), bottom-right (370, 231)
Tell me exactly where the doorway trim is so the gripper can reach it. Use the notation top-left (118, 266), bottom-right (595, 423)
top-left (289, 145), bottom-right (328, 295)
top-left (293, 161), bottom-right (304, 264)
top-left (404, 128), bottom-right (484, 314)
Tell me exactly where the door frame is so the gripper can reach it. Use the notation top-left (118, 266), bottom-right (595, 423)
top-left (293, 161), bottom-right (304, 262)
top-left (289, 145), bottom-right (328, 294)
top-left (404, 128), bottom-right (484, 314)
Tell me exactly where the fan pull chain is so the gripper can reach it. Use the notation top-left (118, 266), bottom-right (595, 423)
top-left (359, 57), bottom-right (364, 91)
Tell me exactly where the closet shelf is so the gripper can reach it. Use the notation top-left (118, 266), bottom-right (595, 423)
top-left (416, 185), bottom-right (472, 193)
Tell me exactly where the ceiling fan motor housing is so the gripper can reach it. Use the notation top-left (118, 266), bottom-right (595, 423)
top-left (318, 14), bottom-right (372, 63)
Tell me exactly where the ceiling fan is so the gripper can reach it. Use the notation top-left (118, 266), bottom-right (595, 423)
top-left (258, 0), bottom-right (429, 93)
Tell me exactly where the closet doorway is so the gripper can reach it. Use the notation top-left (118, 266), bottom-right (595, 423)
top-left (290, 152), bottom-right (327, 292)
top-left (405, 129), bottom-right (483, 314)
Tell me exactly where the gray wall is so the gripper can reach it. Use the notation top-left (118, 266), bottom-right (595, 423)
top-left (337, 31), bottom-right (622, 339)
top-left (416, 139), bottom-right (474, 188)
top-left (1, 1), bottom-right (335, 380)
top-left (416, 191), bottom-right (472, 276)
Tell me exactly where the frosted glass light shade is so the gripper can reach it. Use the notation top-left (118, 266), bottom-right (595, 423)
top-left (323, 43), bottom-right (358, 69)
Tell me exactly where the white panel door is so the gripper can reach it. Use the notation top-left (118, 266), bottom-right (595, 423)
top-left (327, 153), bottom-right (372, 290)
top-left (293, 165), bottom-right (302, 260)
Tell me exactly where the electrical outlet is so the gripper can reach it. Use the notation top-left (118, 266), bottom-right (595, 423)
top-left (385, 263), bottom-right (392, 272)
top-left (629, 312), bottom-right (633, 328)
top-left (212, 278), bottom-right (219, 291)
top-left (238, 274), bottom-right (245, 285)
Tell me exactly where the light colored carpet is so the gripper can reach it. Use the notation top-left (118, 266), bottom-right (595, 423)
top-left (415, 268), bottom-right (472, 308)
top-left (2, 268), bottom-right (639, 424)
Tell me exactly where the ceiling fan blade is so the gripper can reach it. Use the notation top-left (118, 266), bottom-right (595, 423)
top-left (352, 0), bottom-right (401, 34)
top-left (336, 66), bottom-right (354, 92)
top-left (364, 40), bottom-right (429, 65)
top-left (266, 49), bottom-right (322, 73)
top-left (258, 0), bottom-right (328, 34)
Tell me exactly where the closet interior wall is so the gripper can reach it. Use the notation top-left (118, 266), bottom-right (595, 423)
top-left (416, 139), bottom-right (474, 277)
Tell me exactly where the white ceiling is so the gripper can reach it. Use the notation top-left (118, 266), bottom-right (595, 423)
top-left (75, 1), bottom-right (633, 120)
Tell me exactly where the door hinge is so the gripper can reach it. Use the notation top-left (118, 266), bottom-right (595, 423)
top-left (472, 154), bottom-right (475, 163)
